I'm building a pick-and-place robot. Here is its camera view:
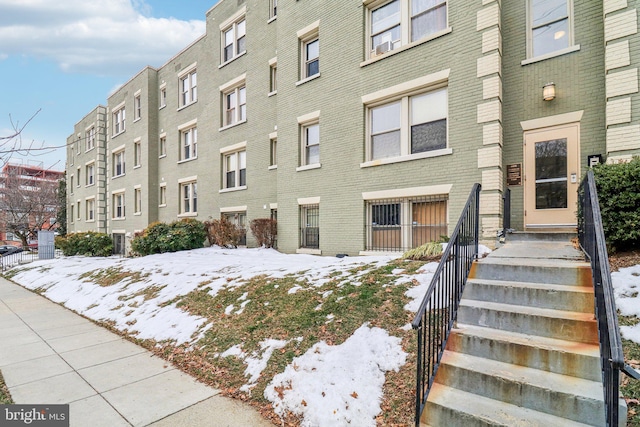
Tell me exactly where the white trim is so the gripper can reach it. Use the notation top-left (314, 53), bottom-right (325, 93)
top-left (297, 248), bottom-right (322, 255)
top-left (362, 70), bottom-right (450, 104)
top-left (219, 120), bottom-right (247, 132)
top-left (133, 89), bottom-right (141, 96)
top-left (220, 141), bottom-right (247, 154)
top-left (133, 136), bottom-right (141, 142)
top-left (159, 182), bottom-right (167, 187)
top-left (269, 56), bottom-right (278, 66)
top-left (84, 122), bottom-right (96, 132)
top-left (159, 82), bottom-right (167, 89)
top-left (362, 184), bottom-right (452, 200)
top-left (159, 131), bottom-right (167, 138)
top-left (134, 184), bottom-right (142, 189)
top-left (297, 110), bottom-right (321, 124)
top-left (85, 195), bottom-right (96, 201)
top-left (297, 20), bottom-right (320, 39)
top-left (177, 61), bottom-right (197, 78)
top-left (520, 111), bottom-right (584, 131)
top-left (296, 163), bottom-right (321, 172)
top-left (112, 100), bottom-right (125, 112)
top-left (177, 157), bottom-right (197, 164)
top-left (178, 118), bottom-right (198, 130)
top-left (268, 165), bottom-right (278, 170)
top-left (360, 28), bottom-right (453, 68)
top-left (218, 51), bottom-right (247, 69)
top-left (220, 205), bottom-right (247, 213)
top-left (219, 5), bottom-right (246, 30)
top-left (219, 186), bottom-right (247, 194)
top-left (111, 188), bottom-right (126, 195)
top-left (178, 175), bottom-right (197, 184)
top-left (85, 159), bottom-right (96, 166)
top-left (112, 229), bottom-right (126, 234)
top-left (178, 212), bottom-right (198, 218)
top-left (360, 148), bottom-right (453, 168)
top-left (297, 196), bottom-right (320, 205)
top-left (219, 73), bottom-right (247, 92)
top-left (296, 73), bottom-right (321, 86)
top-left (111, 144), bottom-right (126, 154)
top-left (521, 45), bottom-right (581, 66)
top-left (270, 203), bottom-right (278, 210)
top-left (269, 131), bottom-right (278, 139)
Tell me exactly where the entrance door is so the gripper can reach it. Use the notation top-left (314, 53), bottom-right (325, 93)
top-left (524, 123), bottom-right (579, 229)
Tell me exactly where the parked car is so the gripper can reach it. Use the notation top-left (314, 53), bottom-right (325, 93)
top-left (0, 245), bottom-right (23, 255)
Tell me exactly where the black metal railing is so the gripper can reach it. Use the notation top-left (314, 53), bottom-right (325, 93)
top-left (578, 170), bottom-right (639, 426)
top-left (411, 183), bottom-right (481, 426)
top-left (1, 250), bottom-right (48, 272)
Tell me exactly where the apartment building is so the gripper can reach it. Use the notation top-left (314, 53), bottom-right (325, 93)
top-left (67, 0), bottom-right (640, 256)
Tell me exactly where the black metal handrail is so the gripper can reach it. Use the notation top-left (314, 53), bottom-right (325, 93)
top-left (578, 170), bottom-right (626, 427)
top-left (411, 183), bottom-right (481, 426)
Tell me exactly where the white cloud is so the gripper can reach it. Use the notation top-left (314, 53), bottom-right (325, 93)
top-left (0, 0), bottom-right (205, 76)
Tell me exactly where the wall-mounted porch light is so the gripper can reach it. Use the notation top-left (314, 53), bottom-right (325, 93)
top-left (543, 82), bottom-right (556, 101)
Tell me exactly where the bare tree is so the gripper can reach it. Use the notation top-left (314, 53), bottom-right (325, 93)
top-left (0, 165), bottom-right (60, 247)
top-left (1, 110), bottom-right (64, 169)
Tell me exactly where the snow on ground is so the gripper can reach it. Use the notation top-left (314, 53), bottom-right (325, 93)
top-left (612, 265), bottom-right (640, 343)
top-left (6, 245), bottom-right (498, 425)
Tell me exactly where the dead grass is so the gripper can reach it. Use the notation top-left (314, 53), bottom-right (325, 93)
top-left (0, 370), bottom-right (13, 404)
top-left (80, 267), bottom-right (150, 287)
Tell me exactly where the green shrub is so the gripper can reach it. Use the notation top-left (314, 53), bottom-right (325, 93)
top-left (204, 217), bottom-right (242, 248)
top-left (131, 219), bottom-right (207, 256)
top-left (57, 232), bottom-right (113, 257)
top-left (593, 157), bottom-right (640, 252)
top-left (249, 218), bottom-right (277, 248)
top-left (402, 241), bottom-right (443, 260)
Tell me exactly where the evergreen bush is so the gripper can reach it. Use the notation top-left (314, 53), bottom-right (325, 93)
top-left (131, 219), bottom-right (206, 256)
top-left (57, 232), bottom-right (113, 257)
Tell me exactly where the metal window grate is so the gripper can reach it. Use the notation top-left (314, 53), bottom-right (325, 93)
top-left (300, 205), bottom-right (319, 249)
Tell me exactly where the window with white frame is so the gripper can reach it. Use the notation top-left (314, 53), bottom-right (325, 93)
top-left (301, 122), bottom-right (320, 166)
top-left (70, 175), bottom-right (74, 192)
top-left (528, 0), bottom-right (572, 58)
top-left (113, 192), bottom-right (125, 219)
top-left (86, 127), bottom-right (95, 151)
top-left (159, 135), bottom-right (166, 157)
top-left (113, 105), bottom-right (126, 135)
top-left (181, 126), bottom-right (197, 161)
top-left (269, 0), bottom-right (277, 19)
top-left (86, 163), bottom-right (95, 186)
top-left (180, 181), bottom-right (197, 214)
top-left (70, 204), bottom-right (74, 223)
top-left (299, 204), bottom-right (319, 249)
top-left (159, 185), bottom-right (167, 206)
top-left (86, 198), bottom-right (95, 221)
top-left (113, 149), bottom-right (125, 177)
top-left (134, 94), bottom-right (141, 120)
top-left (160, 86), bottom-right (167, 108)
top-left (368, 0), bottom-right (447, 59)
top-left (270, 137), bottom-right (277, 167)
top-left (222, 18), bottom-right (246, 63)
top-left (134, 188), bottom-right (142, 214)
top-left (368, 87), bottom-right (447, 161)
top-left (76, 167), bottom-right (81, 187)
top-left (180, 69), bottom-right (197, 107)
top-left (302, 37), bottom-right (319, 80)
top-left (365, 195), bottom-right (447, 252)
top-left (134, 140), bottom-right (141, 167)
top-left (270, 63), bottom-right (277, 93)
top-left (223, 85), bottom-right (246, 127)
top-left (223, 150), bottom-right (246, 189)
top-left (76, 201), bottom-right (81, 220)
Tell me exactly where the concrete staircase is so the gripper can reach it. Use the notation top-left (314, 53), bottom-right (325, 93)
top-left (421, 233), bottom-right (616, 427)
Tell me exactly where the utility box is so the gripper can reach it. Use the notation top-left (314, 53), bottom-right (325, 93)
top-left (38, 230), bottom-right (55, 260)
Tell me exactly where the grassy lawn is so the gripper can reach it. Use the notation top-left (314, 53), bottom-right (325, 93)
top-left (0, 370), bottom-right (13, 404)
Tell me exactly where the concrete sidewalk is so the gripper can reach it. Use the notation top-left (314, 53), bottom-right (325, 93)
top-left (0, 277), bottom-right (271, 427)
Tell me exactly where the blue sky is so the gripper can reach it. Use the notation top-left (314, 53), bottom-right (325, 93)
top-left (0, 0), bottom-right (218, 171)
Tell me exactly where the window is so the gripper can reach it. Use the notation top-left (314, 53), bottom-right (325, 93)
top-left (368, 87), bottom-right (447, 161)
top-left (368, 0), bottom-right (447, 58)
top-left (270, 137), bottom-right (277, 167)
top-left (159, 185), bottom-right (167, 206)
top-left (70, 176), bottom-right (74, 192)
top-left (302, 38), bottom-right (319, 79)
top-left (113, 105), bottom-right (126, 135)
top-left (222, 18), bottom-right (246, 63)
top-left (113, 150), bottom-right (125, 177)
top-left (270, 63), bottom-right (277, 93)
top-left (180, 182), bottom-right (197, 214)
top-left (86, 199), bottom-right (95, 221)
top-left (300, 205), bottom-right (319, 249)
top-left (160, 86), bottom-right (167, 108)
top-left (134, 188), bottom-right (142, 214)
top-left (76, 167), bottom-right (81, 187)
top-left (113, 192), bottom-right (125, 219)
top-left (134, 94), bottom-right (141, 120)
top-left (86, 127), bottom-right (95, 151)
top-left (134, 140), bottom-right (142, 167)
top-left (70, 204), bottom-right (74, 223)
top-left (223, 150), bottom-right (246, 189)
top-left (159, 135), bottom-right (167, 157)
top-left (181, 127), bottom-right (197, 161)
top-left (223, 86), bottom-right (246, 127)
top-left (366, 195), bottom-right (447, 251)
top-left (528, 0), bottom-right (571, 58)
top-left (77, 201), bottom-right (81, 220)
top-left (222, 212), bottom-right (247, 245)
top-left (86, 163), bottom-right (95, 186)
top-left (301, 123), bottom-right (320, 166)
top-left (180, 69), bottom-right (197, 107)
top-left (269, 0), bottom-right (277, 19)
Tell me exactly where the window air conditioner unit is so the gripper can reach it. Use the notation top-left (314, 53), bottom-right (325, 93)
top-left (374, 41), bottom-right (392, 56)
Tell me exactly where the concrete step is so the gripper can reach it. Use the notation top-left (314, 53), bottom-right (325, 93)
top-left (469, 257), bottom-right (592, 286)
top-left (447, 324), bottom-right (601, 381)
top-left (423, 383), bottom-right (595, 427)
top-left (464, 278), bottom-right (594, 313)
top-left (457, 300), bottom-right (598, 344)
top-left (506, 232), bottom-right (577, 242)
top-left (434, 351), bottom-right (605, 426)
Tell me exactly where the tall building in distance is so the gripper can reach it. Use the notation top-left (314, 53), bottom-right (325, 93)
top-left (66, 0), bottom-right (640, 256)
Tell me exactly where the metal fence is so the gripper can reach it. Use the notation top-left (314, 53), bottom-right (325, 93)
top-left (410, 183), bottom-right (481, 426)
top-left (0, 249), bottom-right (59, 272)
top-left (578, 170), bottom-right (639, 426)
